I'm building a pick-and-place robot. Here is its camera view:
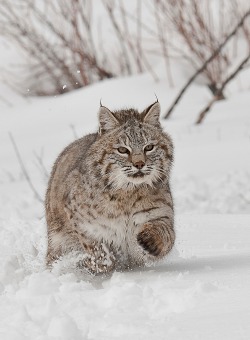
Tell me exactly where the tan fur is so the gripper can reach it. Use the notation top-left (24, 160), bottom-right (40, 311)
top-left (45, 101), bottom-right (175, 276)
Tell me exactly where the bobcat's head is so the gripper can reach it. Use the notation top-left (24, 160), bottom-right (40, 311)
top-left (90, 101), bottom-right (173, 190)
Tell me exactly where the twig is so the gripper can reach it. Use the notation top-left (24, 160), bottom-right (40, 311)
top-left (136, 0), bottom-right (143, 72)
top-left (103, 0), bottom-right (132, 75)
top-left (70, 124), bottom-right (78, 139)
top-left (196, 53), bottom-right (250, 124)
top-left (154, 1), bottom-right (173, 87)
top-left (0, 93), bottom-right (13, 107)
top-left (164, 8), bottom-right (250, 119)
top-left (33, 149), bottom-right (49, 180)
top-left (0, 0), bottom-right (114, 96)
top-left (9, 132), bottom-right (43, 203)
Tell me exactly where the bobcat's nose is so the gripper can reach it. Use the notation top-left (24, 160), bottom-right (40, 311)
top-left (134, 161), bottom-right (145, 170)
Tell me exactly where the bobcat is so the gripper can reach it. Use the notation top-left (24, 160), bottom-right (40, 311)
top-left (45, 100), bottom-right (175, 276)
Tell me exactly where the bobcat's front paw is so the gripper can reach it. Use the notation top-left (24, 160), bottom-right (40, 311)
top-left (137, 225), bottom-right (164, 257)
top-left (77, 243), bottom-right (116, 276)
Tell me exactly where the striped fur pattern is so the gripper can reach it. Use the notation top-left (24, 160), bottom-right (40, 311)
top-left (45, 101), bottom-right (175, 276)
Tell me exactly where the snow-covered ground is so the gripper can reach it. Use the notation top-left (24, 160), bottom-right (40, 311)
top-left (0, 214), bottom-right (250, 340)
top-left (1, 38), bottom-right (250, 340)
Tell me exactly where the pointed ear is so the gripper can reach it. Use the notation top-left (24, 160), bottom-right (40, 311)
top-left (98, 106), bottom-right (119, 134)
top-left (142, 101), bottom-right (161, 127)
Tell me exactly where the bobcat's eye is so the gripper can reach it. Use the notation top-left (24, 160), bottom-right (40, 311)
top-left (144, 144), bottom-right (154, 152)
top-left (117, 146), bottom-right (130, 154)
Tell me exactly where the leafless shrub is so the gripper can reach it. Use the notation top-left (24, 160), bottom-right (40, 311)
top-left (164, 7), bottom-right (250, 119)
top-left (1, 0), bottom-right (250, 112)
top-left (156, 0), bottom-right (250, 122)
top-left (157, 0), bottom-right (244, 95)
top-left (104, 0), bottom-right (250, 119)
top-left (196, 52), bottom-right (250, 124)
top-left (102, 0), bottom-right (160, 81)
top-left (0, 0), bottom-right (113, 96)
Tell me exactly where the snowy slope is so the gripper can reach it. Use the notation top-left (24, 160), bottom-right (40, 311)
top-left (1, 53), bottom-right (250, 339)
top-left (1, 68), bottom-right (250, 215)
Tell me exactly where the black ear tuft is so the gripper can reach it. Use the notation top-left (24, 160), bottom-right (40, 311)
top-left (142, 101), bottom-right (161, 127)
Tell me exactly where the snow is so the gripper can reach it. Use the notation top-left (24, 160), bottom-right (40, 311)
top-left (0, 215), bottom-right (250, 339)
top-left (1, 17), bottom-right (250, 340)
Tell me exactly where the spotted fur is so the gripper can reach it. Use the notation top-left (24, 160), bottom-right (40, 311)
top-left (45, 101), bottom-right (175, 275)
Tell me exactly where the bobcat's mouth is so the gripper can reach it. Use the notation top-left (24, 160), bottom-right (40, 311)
top-left (129, 171), bottom-right (145, 178)
top-left (118, 168), bottom-right (154, 187)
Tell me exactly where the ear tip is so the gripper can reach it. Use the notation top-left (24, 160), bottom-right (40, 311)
top-left (98, 105), bottom-right (109, 120)
top-left (154, 93), bottom-right (159, 103)
top-left (98, 105), bottom-right (104, 115)
top-left (99, 105), bottom-right (109, 114)
top-left (153, 101), bottom-right (161, 111)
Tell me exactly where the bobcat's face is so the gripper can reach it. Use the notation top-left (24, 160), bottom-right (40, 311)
top-left (96, 102), bottom-right (173, 190)
top-left (108, 122), bottom-right (173, 188)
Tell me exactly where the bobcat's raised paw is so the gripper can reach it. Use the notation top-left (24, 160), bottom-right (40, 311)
top-left (137, 227), bottom-right (164, 257)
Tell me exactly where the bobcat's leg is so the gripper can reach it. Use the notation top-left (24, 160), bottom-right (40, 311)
top-left (46, 230), bottom-right (67, 267)
top-left (77, 241), bottom-right (116, 276)
top-left (137, 217), bottom-right (175, 259)
top-left (47, 228), bottom-right (116, 276)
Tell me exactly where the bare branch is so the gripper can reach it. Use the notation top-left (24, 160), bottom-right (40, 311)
top-left (0, 93), bottom-right (13, 108)
top-left (70, 124), bottom-right (78, 140)
top-left (196, 53), bottom-right (250, 124)
top-left (154, 1), bottom-right (174, 86)
top-left (0, 0), bottom-right (115, 95)
top-left (33, 149), bottom-right (49, 181)
top-left (164, 7), bottom-right (250, 119)
top-left (103, 0), bottom-right (132, 75)
top-left (9, 132), bottom-right (43, 203)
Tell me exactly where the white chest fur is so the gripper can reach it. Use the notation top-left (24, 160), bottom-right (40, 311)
top-left (78, 206), bottom-right (170, 256)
